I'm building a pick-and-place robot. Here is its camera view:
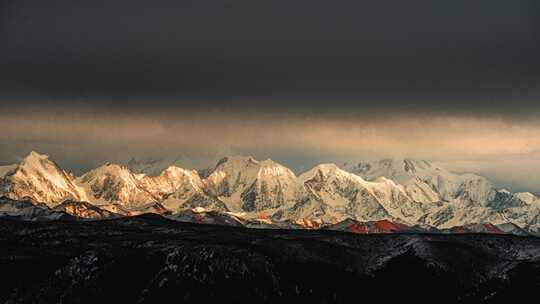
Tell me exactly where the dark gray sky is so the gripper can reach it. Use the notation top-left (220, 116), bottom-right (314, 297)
top-left (2, 0), bottom-right (540, 110)
top-left (1, 0), bottom-right (540, 193)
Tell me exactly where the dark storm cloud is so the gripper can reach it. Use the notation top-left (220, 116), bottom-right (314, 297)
top-left (1, 0), bottom-right (540, 114)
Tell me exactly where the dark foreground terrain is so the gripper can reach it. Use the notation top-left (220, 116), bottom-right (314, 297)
top-left (1, 214), bottom-right (540, 303)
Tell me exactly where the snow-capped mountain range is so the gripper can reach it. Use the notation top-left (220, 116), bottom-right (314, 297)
top-left (1, 151), bottom-right (540, 234)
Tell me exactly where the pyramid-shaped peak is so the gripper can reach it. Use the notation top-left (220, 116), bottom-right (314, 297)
top-left (79, 162), bottom-right (134, 180)
top-left (20, 151), bottom-right (58, 170)
top-left (24, 151), bottom-right (50, 161)
top-left (300, 163), bottom-right (349, 181)
top-left (257, 159), bottom-right (296, 178)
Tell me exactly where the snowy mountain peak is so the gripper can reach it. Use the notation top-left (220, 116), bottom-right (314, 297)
top-left (257, 159), bottom-right (297, 178)
top-left (341, 158), bottom-right (498, 206)
top-left (205, 156), bottom-right (303, 212)
top-left (157, 166), bottom-right (203, 189)
top-left (300, 163), bottom-right (359, 183)
top-left (76, 163), bottom-right (158, 208)
top-left (85, 162), bottom-right (132, 178)
top-left (140, 166), bottom-right (225, 213)
top-left (78, 163), bottom-right (141, 186)
top-left (291, 163), bottom-right (400, 223)
top-left (25, 150), bottom-right (49, 160)
top-left (514, 192), bottom-right (539, 205)
top-left (20, 151), bottom-right (58, 173)
top-left (341, 159), bottom-right (439, 184)
top-left (126, 155), bottom-right (190, 176)
top-left (163, 165), bottom-right (196, 175)
top-left (210, 156), bottom-right (295, 179)
top-left (1, 151), bottom-right (88, 206)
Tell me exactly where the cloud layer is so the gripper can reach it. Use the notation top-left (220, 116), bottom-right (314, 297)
top-left (1, 103), bottom-right (539, 194)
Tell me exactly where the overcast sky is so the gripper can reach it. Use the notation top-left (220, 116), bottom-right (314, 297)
top-left (1, 0), bottom-right (540, 193)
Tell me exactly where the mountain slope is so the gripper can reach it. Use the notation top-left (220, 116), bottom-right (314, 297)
top-left (126, 155), bottom-right (189, 176)
top-left (289, 163), bottom-right (457, 226)
top-left (168, 208), bottom-right (245, 227)
top-left (53, 201), bottom-right (119, 219)
top-left (204, 156), bottom-right (304, 213)
top-left (0, 152), bottom-right (88, 207)
top-left (514, 192), bottom-right (540, 207)
top-left (140, 166), bottom-right (227, 212)
top-left (341, 159), bottom-right (499, 206)
top-left (339, 159), bottom-right (540, 228)
top-left (76, 163), bottom-right (158, 209)
top-left (276, 164), bottom-right (397, 223)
